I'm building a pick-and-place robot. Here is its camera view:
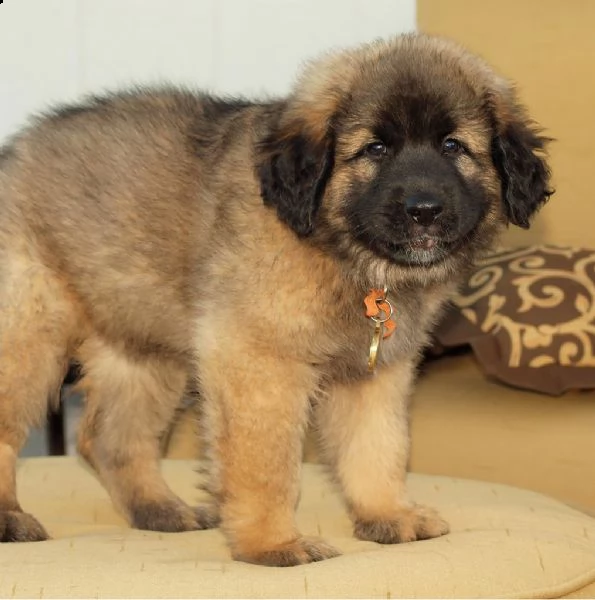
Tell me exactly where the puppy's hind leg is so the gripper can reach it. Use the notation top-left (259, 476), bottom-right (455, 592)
top-left (76, 337), bottom-right (218, 533)
top-left (0, 253), bottom-right (75, 542)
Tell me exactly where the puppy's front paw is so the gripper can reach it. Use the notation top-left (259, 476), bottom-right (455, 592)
top-left (0, 510), bottom-right (49, 542)
top-left (354, 504), bottom-right (449, 544)
top-left (236, 536), bottom-right (341, 567)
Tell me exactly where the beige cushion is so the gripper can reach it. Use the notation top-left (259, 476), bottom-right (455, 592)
top-left (2, 458), bottom-right (595, 598)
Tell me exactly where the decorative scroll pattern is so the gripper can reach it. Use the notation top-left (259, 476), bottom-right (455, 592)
top-left (451, 246), bottom-right (595, 369)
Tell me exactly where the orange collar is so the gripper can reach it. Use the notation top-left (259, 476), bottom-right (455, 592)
top-left (364, 288), bottom-right (396, 338)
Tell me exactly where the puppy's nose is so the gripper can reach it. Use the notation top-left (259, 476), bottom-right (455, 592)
top-left (404, 194), bottom-right (443, 226)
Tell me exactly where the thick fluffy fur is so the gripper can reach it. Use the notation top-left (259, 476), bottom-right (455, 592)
top-left (0, 34), bottom-right (550, 562)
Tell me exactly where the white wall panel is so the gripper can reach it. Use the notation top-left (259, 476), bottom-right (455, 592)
top-left (0, 0), bottom-right (416, 144)
top-left (79, 0), bottom-right (216, 93)
top-left (0, 0), bottom-right (79, 140)
top-left (212, 0), bottom-right (416, 96)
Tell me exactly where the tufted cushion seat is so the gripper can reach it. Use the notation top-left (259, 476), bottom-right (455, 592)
top-left (2, 457), bottom-right (595, 598)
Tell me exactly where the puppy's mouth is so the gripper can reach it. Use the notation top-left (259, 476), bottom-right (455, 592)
top-left (408, 235), bottom-right (439, 252)
top-left (378, 234), bottom-right (455, 266)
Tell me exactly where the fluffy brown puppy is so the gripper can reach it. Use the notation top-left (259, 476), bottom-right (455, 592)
top-left (0, 33), bottom-right (551, 565)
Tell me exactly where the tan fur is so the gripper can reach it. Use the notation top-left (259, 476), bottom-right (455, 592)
top-left (0, 34), bottom-right (549, 562)
top-left (316, 362), bottom-right (415, 520)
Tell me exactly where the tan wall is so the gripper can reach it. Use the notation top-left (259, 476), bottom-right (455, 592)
top-left (418, 0), bottom-right (595, 249)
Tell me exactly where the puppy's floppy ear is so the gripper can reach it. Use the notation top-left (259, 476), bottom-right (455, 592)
top-left (490, 103), bottom-right (553, 229)
top-left (257, 117), bottom-right (334, 237)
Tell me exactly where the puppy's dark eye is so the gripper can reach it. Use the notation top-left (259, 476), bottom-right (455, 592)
top-left (364, 141), bottom-right (388, 158)
top-left (442, 138), bottom-right (464, 156)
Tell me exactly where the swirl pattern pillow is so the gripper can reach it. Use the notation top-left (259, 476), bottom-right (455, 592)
top-left (434, 245), bottom-right (595, 395)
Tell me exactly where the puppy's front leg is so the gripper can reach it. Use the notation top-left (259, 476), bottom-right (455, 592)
top-left (315, 361), bottom-right (449, 544)
top-left (198, 345), bottom-right (340, 566)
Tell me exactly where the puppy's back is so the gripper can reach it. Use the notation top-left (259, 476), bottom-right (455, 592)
top-left (0, 88), bottom-right (257, 354)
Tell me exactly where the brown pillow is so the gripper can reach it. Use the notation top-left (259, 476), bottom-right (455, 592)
top-left (434, 245), bottom-right (595, 396)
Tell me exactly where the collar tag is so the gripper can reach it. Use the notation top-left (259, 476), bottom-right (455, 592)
top-left (364, 287), bottom-right (396, 372)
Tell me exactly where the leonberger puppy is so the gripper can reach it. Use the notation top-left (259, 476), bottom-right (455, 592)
top-left (0, 33), bottom-right (550, 565)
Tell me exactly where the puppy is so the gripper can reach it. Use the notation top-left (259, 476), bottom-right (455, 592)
top-left (0, 33), bottom-right (551, 564)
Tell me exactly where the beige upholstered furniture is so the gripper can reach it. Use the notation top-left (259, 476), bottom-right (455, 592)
top-left (3, 457), bottom-right (595, 599)
top-left (413, 0), bottom-right (595, 521)
top-left (410, 355), bottom-right (595, 516)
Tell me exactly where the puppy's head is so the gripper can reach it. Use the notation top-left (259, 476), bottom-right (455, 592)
top-left (257, 34), bottom-right (552, 277)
